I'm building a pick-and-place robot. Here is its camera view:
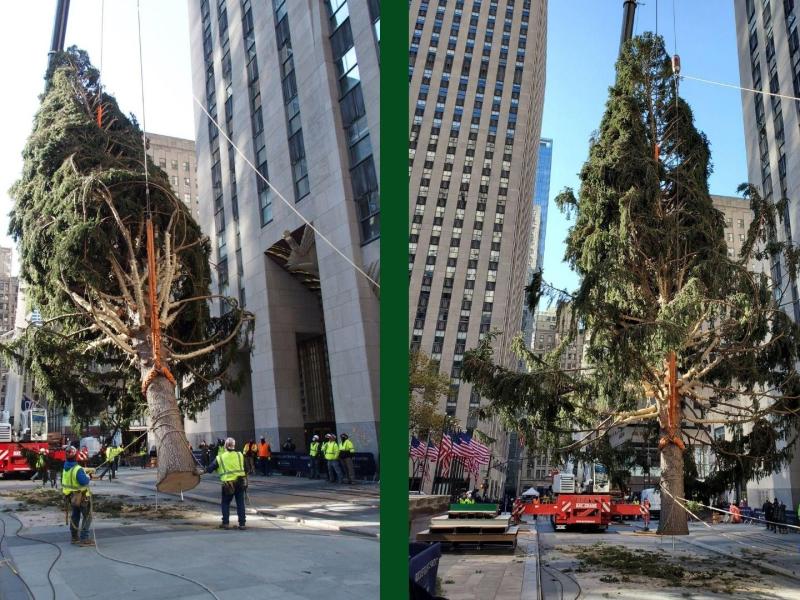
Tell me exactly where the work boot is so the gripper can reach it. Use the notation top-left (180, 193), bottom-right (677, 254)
top-left (79, 539), bottom-right (95, 547)
top-left (218, 523), bottom-right (230, 530)
top-left (238, 525), bottom-right (247, 530)
top-left (71, 538), bottom-right (80, 545)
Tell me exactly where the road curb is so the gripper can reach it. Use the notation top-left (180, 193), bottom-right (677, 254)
top-left (681, 536), bottom-right (800, 582)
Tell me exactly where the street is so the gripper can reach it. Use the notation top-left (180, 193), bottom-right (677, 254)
top-left (0, 468), bottom-right (379, 599)
top-left (435, 517), bottom-right (800, 599)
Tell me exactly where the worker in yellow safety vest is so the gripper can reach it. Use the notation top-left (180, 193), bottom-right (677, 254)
top-left (62, 446), bottom-right (94, 546)
top-left (339, 433), bottom-right (356, 484)
top-left (309, 435), bottom-right (321, 479)
top-left (323, 433), bottom-right (344, 483)
top-left (206, 437), bottom-right (247, 530)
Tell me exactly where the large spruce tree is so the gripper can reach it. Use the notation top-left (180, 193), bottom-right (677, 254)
top-left (7, 48), bottom-right (253, 492)
top-left (463, 34), bottom-right (800, 535)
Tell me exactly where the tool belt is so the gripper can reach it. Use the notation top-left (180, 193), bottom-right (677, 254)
top-left (66, 491), bottom-right (86, 508)
top-left (222, 476), bottom-right (247, 495)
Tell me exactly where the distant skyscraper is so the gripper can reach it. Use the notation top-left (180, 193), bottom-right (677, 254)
top-left (408, 0), bottom-right (548, 496)
top-left (145, 133), bottom-right (200, 221)
top-left (521, 138), bottom-right (553, 356)
top-left (533, 138), bottom-right (552, 271)
top-left (0, 247), bottom-right (19, 408)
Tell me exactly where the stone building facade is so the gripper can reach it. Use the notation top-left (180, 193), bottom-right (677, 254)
top-left (186, 0), bottom-right (380, 459)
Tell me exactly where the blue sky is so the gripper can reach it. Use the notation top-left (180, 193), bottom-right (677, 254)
top-left (541, 1), bottom-right (747, 293)
top-left (0, 1), bottom-right (192, 273)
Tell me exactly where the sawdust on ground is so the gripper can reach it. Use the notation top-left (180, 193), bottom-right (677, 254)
top-left (1, 488), bottom-right (205, 521)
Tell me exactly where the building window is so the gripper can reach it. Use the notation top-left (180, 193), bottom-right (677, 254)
top-left (170, 159), bottom-right (178, 170)
top-left (184, 161), bottom-right (190, 171)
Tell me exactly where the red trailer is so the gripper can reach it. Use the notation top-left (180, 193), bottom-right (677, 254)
top-left (522, 494), bottom-right (646, 530)
top-left (518, 471), bottom-right (647, 531)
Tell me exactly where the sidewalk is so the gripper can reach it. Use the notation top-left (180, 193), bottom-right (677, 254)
top-left (0, 477), bottom-right (379, 599)
top-left (112, 467), bottom-right (380, 538)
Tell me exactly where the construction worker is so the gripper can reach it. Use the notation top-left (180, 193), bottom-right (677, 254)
top-left (257, 436), bottom-right (272, 476)
top-left (323, 434), bottom-right (344, 483)
top-left (282, 437), bottom-right (296, 452)
top-left (243, 439), bottom-right (257, 475)
top-left (62, 446), bottom-right (94, 546)
top-left (339, 433), bottom-right (355, 484)
top-left (309, 435), bottom-right (321, 479)
top-left (206, 437), bottom-right (247, 530)
top-left (729, 502), bottom-right (741, 524)
top-left (31, 448), bottom-right (47, 485)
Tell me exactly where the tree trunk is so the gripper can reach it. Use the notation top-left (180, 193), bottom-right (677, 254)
top-left (657, 440), bottom-right (689, 535)
top-left (145, 373), bottom-right (200, 493)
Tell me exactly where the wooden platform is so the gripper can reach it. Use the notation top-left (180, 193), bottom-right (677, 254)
top-left (430, 515), bottom-right (511, 533)
top-left (447, 509), bottom-right (499, 519)
top-left (417, 525), bottom-right (519, 549)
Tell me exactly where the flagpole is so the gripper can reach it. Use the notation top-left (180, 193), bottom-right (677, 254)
top-left (429, 424), bottom-right (448, 495)
top-left (418, 431), bottom-right (432, 493)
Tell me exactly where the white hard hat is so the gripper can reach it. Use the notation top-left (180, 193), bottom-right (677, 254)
top-left (312, 435), bottom-right (319, 440)
top-left (225, 437), bottom-right (236, 450)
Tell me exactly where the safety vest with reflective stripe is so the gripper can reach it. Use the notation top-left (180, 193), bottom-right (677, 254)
top-left (35, 455), bottom-right (45, 469)
top-left (340, 439), bottom-right (355, 454)
top-left (324, 441), bottom-right (340, 460)
top-left (258, 442), bottom-right (271, 458)
top-left (62, 465), bottom-right (91, 496)
top-left (216, 450), bottom-right (246, 482)
top-left (309, 442), bottom-right (320, 457)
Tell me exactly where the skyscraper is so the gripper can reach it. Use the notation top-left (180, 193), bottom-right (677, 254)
top-left (734, 0), bottom-right (800, 322)
top-left (734, 0), bottom-right (800, 508)
top-left (521, 137), bottom-right (552, 355)
top-left (145, 133), bottom-right (200, 221)
top-left (532, 138), bottom-right (552, 271)
top-left (0, 247), bottom-right (19, 406)
top-left (187, 0), bottom-right (381, 458)
top-left (408, 0), bottom-right (548, 496)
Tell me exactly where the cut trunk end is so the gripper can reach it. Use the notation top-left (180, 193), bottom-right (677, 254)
top-left (656, 441), bottom-right (690, 535)
top-left (146, 374), bottom-right (200, 493)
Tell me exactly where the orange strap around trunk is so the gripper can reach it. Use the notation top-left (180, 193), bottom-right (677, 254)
top-left (142, 218), bottom-right (176, 394)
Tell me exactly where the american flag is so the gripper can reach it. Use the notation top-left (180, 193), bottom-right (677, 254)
top-left (424, 441), bottom-right (439, 462)
top-left (409, 436), bottom-right (427, 460)
top-left (468, 436), bottom-right (491, 465)
top-left (452, 433), bottom-right (472, 459)
top-left (465, 456), bottom-right (480, 476)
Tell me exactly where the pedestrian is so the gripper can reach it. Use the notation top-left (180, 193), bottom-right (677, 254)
top-left (763, 498), bottom-right (774, 531)
top-left (200, 441), bottom-right (210, 467)
top-left (206, 437), bottom-right (247, 530)
top-left (323, 434), bottom-right (344, 483)
top-left (282, 437), bottom-right (296, 452)
top-left (777, 501), bottom-right (787, 534)
top-left (256, 437), bottom-right (272, 476)
top-left (62, 446), bottom-right (94, 546)
top-left (216, 438), bottom-right (225, 458)
top-left (309, 435), bottom-right (321, 479)
top-left (138, 445), bottom-right (148, 468)
top-left (642, 498), bottom-right (651, 530)
top-left (339, 433), bottom-right (355, 484)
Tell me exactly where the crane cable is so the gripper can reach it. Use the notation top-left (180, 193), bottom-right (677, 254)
top-left (135, 0), bottom-right (176, 396)
top-left (96, 0), bottom-right (105, 127)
